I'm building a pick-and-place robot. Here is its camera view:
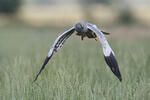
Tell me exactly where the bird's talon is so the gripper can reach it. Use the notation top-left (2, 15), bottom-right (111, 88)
top-left (94, 37), bottom-right (99, 41)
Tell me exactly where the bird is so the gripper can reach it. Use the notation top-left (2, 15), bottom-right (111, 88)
top-left (33, 22), bottom-right (122, 82)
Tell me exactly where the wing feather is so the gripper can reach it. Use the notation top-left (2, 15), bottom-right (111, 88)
top-left (33, 27), bottom-right (75, 82)
top-left (87, 24), bottom-right (122, 81)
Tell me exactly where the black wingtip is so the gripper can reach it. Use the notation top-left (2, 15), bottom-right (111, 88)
top-left (104, 52), bottom-right (122, 82)
top-left (119, 77), bottom-right (122, 82)
top-left (117, 74), bottom-right (122, 82)
top-left (33, 56), bottom-right (51, 82)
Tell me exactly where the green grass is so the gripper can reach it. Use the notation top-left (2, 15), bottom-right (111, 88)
top-left (0, 25), bottom-right (150, 100)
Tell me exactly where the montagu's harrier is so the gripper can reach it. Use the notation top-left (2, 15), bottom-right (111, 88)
top-left (33, 22), bottom-right (122, 82)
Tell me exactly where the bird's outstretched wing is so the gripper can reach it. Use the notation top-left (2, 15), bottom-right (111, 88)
top-left (33, 27), bottom-right (75, 82)
top-left (87, 23), bottom-right (122, 81)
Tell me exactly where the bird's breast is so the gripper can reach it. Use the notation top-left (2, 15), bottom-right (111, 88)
top-left (76, 31), bottom-right (96, 39)
top-left (76, 32), bottom-right (83, 36)
top-left (86, 31), bottom-right (97, 38)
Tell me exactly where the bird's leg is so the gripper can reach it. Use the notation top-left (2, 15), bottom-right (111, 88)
top-left (81, 33), bottom-right (86, 40)
top-left (81, 35), bottom-right (84, 40)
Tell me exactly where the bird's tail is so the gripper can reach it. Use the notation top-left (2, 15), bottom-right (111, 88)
top-left (101, 31), bottom-right (110, 35)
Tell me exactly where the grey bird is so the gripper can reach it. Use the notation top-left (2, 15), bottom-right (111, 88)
top-left (33, 22), bottom-right (122, 82)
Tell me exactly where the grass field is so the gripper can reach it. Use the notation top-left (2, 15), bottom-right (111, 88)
top-left (0, 25), bottom-right (150, 100)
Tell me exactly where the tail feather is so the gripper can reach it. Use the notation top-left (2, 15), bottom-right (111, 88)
top-left (101, 31), bottom-right (110, 35)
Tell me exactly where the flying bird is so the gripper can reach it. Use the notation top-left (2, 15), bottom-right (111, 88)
top-left (33, 22), bottom-right (122, 82)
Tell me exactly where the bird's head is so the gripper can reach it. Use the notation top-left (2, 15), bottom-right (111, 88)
top-left (75, 22), bottom-right (88, 33)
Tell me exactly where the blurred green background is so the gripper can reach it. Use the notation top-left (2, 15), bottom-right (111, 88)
top-left (0, 0), bottom-right (150, 100)
top-left (0, 0), bottom-right (150, 26)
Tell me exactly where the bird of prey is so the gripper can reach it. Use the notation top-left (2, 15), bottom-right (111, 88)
top-left (33, 22), bottom-right (122, 82)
